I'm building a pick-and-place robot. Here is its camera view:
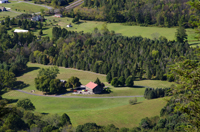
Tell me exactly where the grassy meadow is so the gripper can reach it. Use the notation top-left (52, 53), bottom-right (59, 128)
top-left (40, 16), bottom-right (200, 44)
top-left (1, 2), bottom-right (47, 13)
top-left (3, 90), bottom-right (168, 128)
top-left (15, 63), bottom-right (174, 96)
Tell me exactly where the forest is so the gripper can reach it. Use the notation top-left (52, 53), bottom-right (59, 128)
top-left (61, 0), bottom-right (199, 28)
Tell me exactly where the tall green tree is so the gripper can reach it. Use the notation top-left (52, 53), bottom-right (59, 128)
top-left (17, 99), bottom-right (36, 111)
top-left (37, 67), bottom-right (59, 79)
top-left (125, 76), bottom-right (134, 87)
top-left (175, 25), bottom-right (187, 43)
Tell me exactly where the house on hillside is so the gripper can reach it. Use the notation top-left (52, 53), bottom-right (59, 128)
top-left (0, 6), bottom-right (6, 11)
top-left (0, 0), bottom-right (8, 4)
top-left (31, 15), bottom-right (42, 21)
top-left (54, 14), bottom-right (62, 18)
top-left (85, 82), bottom-right (103, 94)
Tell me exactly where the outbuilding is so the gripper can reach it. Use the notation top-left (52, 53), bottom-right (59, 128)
top-left (14, 29), bottom-right (29, 33)
top-left (54, 14), bottom-right (62, 18)
top-left (85, 82), bottom-right (103, 94)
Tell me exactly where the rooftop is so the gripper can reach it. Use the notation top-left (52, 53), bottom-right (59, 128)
top-left (85, 82), bottom-right (98, 89)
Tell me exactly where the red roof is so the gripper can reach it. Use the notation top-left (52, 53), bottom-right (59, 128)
top-left (85, 82), bottom-right (98, 89)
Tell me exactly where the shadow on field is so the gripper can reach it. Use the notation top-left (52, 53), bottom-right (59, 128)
top-left (17, 67), bottom-right (39, 77)
top-left (41, 113), bottom-right (49, 115)
top-left (7, 99), bottom-right (19, 104)
top-left (13, 81), bottom-right (30, 90)
top-left (189, 43), bottom-right (200, 46)
top-left (132, 85), bottom-right (145, 88)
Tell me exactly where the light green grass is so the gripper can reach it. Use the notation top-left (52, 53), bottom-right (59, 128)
top-left (0, 11), bottom-right (20, 21)
top-left (16, 63), bottom-right (174, 96)
top-left (43, 16), bottom-right (199, 42)
top-left (2, 90), bottom-right (168, 128)
top-left (2, 2), bottom-right (47, 13)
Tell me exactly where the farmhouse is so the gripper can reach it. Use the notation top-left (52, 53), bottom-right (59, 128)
top-left (85, 82), bottom-right (103, 94)
top-left (0, 6), bottom-right (6, 11)
top-left (54, 14), bottom-right (62, 18)
top-left (0, 0), bottom-right (8, 4)
top-left (14, 29), bottom-right (29, 33)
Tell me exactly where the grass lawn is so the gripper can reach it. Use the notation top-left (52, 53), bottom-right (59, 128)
top-left (1, 2), bottom-right (47, 13)
top-left (0, 11), bottom-right (20, 21)
top-left (2, 90), bottom-right (168, 128)
top-left (43, 16), bottom-right (199, 42)
top-left (16, 63), bottom-right (174, 96)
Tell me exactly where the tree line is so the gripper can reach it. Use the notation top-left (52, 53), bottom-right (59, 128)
top-left (60, 0), bottom-right (198, 28)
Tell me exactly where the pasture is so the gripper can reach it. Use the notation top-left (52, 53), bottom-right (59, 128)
top-left (1, 2), bottom-right (47, 13)
top-left (15, 63), bottom-right (174, 96)
top-left (43, 16), bottom-right (200, 43)
top-left (2, 90), bottom-right (168, 128)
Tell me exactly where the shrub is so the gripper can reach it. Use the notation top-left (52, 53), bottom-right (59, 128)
top-left (129, 97), bottom-right (137, 105)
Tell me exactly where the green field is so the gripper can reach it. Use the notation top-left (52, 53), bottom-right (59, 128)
top-left (15, 63), bottom-right (174, 96)
top-left (1, 2), bottom-right (47, 13)
top-left (41, 16), bottom-right (200, 42)
top-left (3, 90), bottom-right (168, 128)
top-left (0, 11), bottom-right (20, 21)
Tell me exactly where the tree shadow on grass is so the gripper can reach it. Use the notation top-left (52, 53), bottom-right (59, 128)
top-left (17, 67), bottom-right (39, 77)
top-left (41, 113), bottom-right (49, 115)
top-left (6, 99), bottom-right (19, 104)
top-left (189, 43), bottom-right (200, 46)
top-left (13, 81), bottom-right (30, 90)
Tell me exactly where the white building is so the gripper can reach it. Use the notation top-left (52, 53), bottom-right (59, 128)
top-left (0, 0), bottom-right (8, 4)
top-left (14, 29), bottom-right (29, 33)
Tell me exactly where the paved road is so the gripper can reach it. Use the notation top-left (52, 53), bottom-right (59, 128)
top-left (12, 84), bottom-right (151, 98)
top-left (13, 89), bottom-right (144, 98)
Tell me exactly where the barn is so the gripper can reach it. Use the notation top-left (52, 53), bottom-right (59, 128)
top-left (85, 82), bottom-right (103, 94)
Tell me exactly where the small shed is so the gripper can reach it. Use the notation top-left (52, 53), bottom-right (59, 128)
top-left (14, 29), bottom-right (29, 33)
top-left (85, 82), bottom-right (103, 94)
top-left (54, 14), bottom-right (62, 18)
top-left (67, 23), bottom-right (72, 28)
top-left (0, 6), bottom-right (6, 11)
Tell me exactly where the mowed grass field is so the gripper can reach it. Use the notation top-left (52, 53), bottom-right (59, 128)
top-left (3, 90), bottom-right (168, 128)
top-left (14, 63), bottom-right (174, 96)
top-left (43, 16), bottom-right (200, 43)
top-left (1, 2), bottom-right (47, 13)
top-left (0, 11), bottom-right (20, 21)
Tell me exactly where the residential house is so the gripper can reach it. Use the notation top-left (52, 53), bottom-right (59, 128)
top-left (85, 82), bottom-right (103, 94)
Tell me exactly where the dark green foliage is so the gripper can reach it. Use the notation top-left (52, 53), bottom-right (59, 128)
top-left (37, 67), bottom-right (59, 79)
top-left (65, 76), bottom-right (81, 89)
top-left (175, 26), bottom-right (188, 43)
top-left (39, 29), bottom-right (43, 36)
top-left (16, 99), bottom-right (35, 110)
top-left (118, 76), bottom-right (125, 86)
top-left (111, 77), bottom-right (119, 87)
top-left (106, 72), bottom-right (112, 83)
top-left (60, 113), bottom-right (71, 126)
top-left (0, 69), bottom-right (16, 88)
top-left (94, 78), bottom-right (101, 86)
top-left (125, 76), bottom-right (134, 87)
top-left (76, 123), bottom-right (102, 132)
top-left (144, 88), bottom-right (170, 99)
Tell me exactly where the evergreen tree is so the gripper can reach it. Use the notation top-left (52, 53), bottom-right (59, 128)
top-left (125, 76), bottom-right (134, 87)
top-left (118, 76), bottom-right (125, 86)
top-left (106, 72), bottom-right (112, 83)
top-left (175, 25), bottom-right (187, 43)
top-left (94, 78), bottom-right (101, 86)
top-left (111, 77), bottom-right (119, 87)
